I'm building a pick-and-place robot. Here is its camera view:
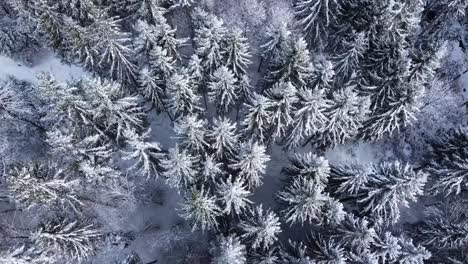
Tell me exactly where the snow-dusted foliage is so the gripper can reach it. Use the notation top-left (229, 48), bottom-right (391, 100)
top-left (2, 0), bottom-right (465, 262)
top-left (180, 187), bottom-right (221, 231)
top-left (209, 234), bottom-right (246, 264)
top-left (239, 205), bottom-right (281, 250)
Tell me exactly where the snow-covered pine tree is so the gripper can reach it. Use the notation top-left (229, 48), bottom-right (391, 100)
top-left (337, 214), bottom-right (376, 252)
top-left (149, 46), bottom-right (177, 80)
top-left (6, 162), bottom-right (83, 212)
top-left (419, 200), bottom-right (468, 249)
top-left (284, 153), bottom-right (330, 191)
top-left (165, 70), bottom-right (202, 118)
top-left (239, 204), bottom-right (281, 250)
top-left (31, 219), bottom-right (100, 261)
top-left (265, 37), bottom-right (314, 89)
top-left (208, 66), bottom-right (239, 115)
top-left (193, 8), bottom-right (227, 75)
top-left (308, 235), bottom-right (347, 263)
top-left (427, 128), bottom-right (468, 196)
top-left (201, 154), bottom-right (224, 182)
top-left (358, 161), bottom-right (428, 224)
top-left (264, 81), bottom-right (298, 140)
top-left (174, 115), bottom-right (209, 154)
top-left (180, 187), bottom-right (221, 231)
top-left (372, 230), bottom-right (401, 263)
top-left (136, 0), bottom-right (167, 25)
top-left (332, 32), bottom-right (368, 85)
top-left (284, 88), bottom-right (330, 149)
top-left (279, 240), bottom-right (312, 263)
top-left (216, 175), bottom-right (252, 215)
top-left (294, 0), bottom-right (341, 48)
top-left (224, 28), bottom-right (252, 78)
top-left (161, 145), bottom-right (199, 190)
top-left (138, 67), bottom-right (167, 113)
top-left (397, 236), bottom-right (431, 264)
top-left (134, 20), bottom-right (161, 60)
top-left (277, 176), bottom-right (331, 225)
top-left (209, 234), bottom-right (246, 264)
top-left (0, 20), bottom-right (33, 60)
top-left (242, 93), bottom-right (273, 143)
top-left (209, 117), bottom-right (240, 159)
top-left (318, 86), bottom-right (369, 148)
top-left (260, 21), bottom-right (292, 67)
top-left (122, 129), bottom-right (165, 178)
top-left (229, 141), bottom-right (270, 189)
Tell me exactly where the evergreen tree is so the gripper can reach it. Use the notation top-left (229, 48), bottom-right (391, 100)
top-left (284, 153), bottom-right (330, 191)
top-left (202, 154), bottom-right (224, 182)
top-left (149, 46), bottom-right (177, 80)
top-left (122, 129), bottom-right (165, 178)
top-left (225, 28), bottom-right (252, 78)
top-left (260, 21), bottom-right (292, 67)
top-left (229, 141), bottom-right (270, 189)
top-left (165, 70), bottom-right (202, 117)
top-left (180, 187), bottom-right (221, 231)
top-left (138, 67), bottom-right (167, 113)
top-left (284, 88), bottom-right (330, 149)
top-left (332, 32), bottom-right (368, 85)
top-left (309, 235), bottom-right (347, 263)
top-left (264, 81), bottom-right (298, 140)
top-left (137, 0), bottom-right (167, 25)
top-left (397, 236), bottom-right (431, 264)
top-left (161, 145), bottom-right (199, 190)
top-left (210, 234), bottom-right (247, 264)
top-left (208, 66), bottom-right (239, 115)
top-left (294, 0), bottom-right (341, 48)
top-left (239, 205), bottom-right (281, 250)
top-left (358, 161), bottom-right (428, 224)
top-left (216, 175), bottom-right (252, 215)
top-left (174, 115), bottom-right (209, 154)
top-left (209, 117), bottom-right (240, 159)
top-left (242, 93), bottom-right (273, 143)
top-left (337, 214), bottom-right (376, 252)
top-left (6, 162), bottom-right (83, 212)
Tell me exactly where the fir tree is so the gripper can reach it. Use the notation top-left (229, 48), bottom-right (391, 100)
top-left (239, 205), bottom-right (281, 250)
top-left (225, 28), bottom-right (252, 78)
top-left (309, 235), bottom-right (347, 263)
top-left (216, 175), bottom-right (252, 215)
top-left (260, 21), bottom-right (292, 66)
top-left (174, 115), bottom-right (209, 154)
top-left (31, 219), bottom-right (100, 261)
top-left (161, 145), bottom-right (199, 190)
top-left (122, 129), bottom-right (165, 178)
top-left (138, 67), bottom-right (167, 113)
top-left (332, 32), bottom-right (368, 85)
top-left (209, 117), bottom-right (240, 159)
top-left (208, 66), bottom-right (239, 115)
top-left (265, 81), bottom-right (298, 140)
top-left (337, 214), bottom-right (376, 252)
top-left (165, 70), bottom-right (202, 117)
top-left (180, 187), bottom-right (221, 231)
top-left (242, 93), bottom-right (273, 143)
top-left (397, 236), bottom-right (431, 264)
top-left (284, 153), bottom-right (330, 190)
top-left (210, 234), bottom-right (247, 264)
top-left (229, 141), bottom-right (270, 189)
top-left (202, 154), bottom-right (224, 182)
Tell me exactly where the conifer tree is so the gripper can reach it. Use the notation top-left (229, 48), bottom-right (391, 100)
top-left (138, 67), bottom-right (167, 113)
top-left (180, 187), bottom-right (221, 231)
top-left (161, 145), bottom-right (199, 190)
top-left (202, 154), bottom-right (224, 182)
top-left (208, 66), bottom-right (239, 115)
top-left (230, 141), bottom-right (270, 189)
top-left (174, 115), bottom-right (209, 154)
top-left (265, 81), bottom-right (298, 140)
top-left (225, 29), bottom-right (252, 78)
top-left (122, 129), bottom-right (165, 178)
top-left (242, 93), bottom-right (273, 143)
top-left (31, 219), bottom-right (100, 261)
top-left (209, 117), bottom-right (240, 159)
top-left (284, 153), bottom-right (330, 190)
top-left (216, 175), bottom-right (252, 215)
top-left (165, 70), bottom-right (202, 117)
top-left (332, 32), bottom-right (368, 85)
top-left (210, 234), bottom-right (246, 264)
top-left (337, 214), bottom-right (376, 252)
top-left (239, 205), bottom-right (281, 250)
top-left (260, 21), bottom-right (292, 67)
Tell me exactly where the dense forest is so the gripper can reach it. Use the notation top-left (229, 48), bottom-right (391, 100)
top-left (0, 0), bottom-right (468, 263)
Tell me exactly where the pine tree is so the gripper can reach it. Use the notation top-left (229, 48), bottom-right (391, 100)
top-left (419, 200), bottom-right (468, 249)
top-left (284, 153), bottom-right (330, 191)
top-left (242, 93), bottom-right (273, 143)
top-left (138, 67), bottom-right (167, 113)
top-left (337, 214), bottom-right (376, 251)
top-left (284, 88), bottom-right (330, 149)
top-left (7, 162), bottom-right (83, 212)
top-left (31, 219), bottom-right (100, 261)
top-left (397, 237), bottom-right (431, 264)
top-left (137, 0), bottom-right (167, 25)
top-left (174, 115), bottom-right (209, 154)
top-left (134, 20), bottom-right (161, 59)
top-left (202, 154), bottom-right (224, 182)
top-left (373, 231), bottom-right (401, 263)
top-left (332, 32), bottom-right (368, 85)
top-left (161, 145), bottom-right (199, 190)
top-left (193, 8), bottom-right (227, 74)
top-left (260, 21), bottom-right (292, 66)
top-left (180, 187), bottom-right (221, 231)
top-left (165, 70), bottom-right (202, 117)
top-left (294, 0), bottom-right (340, 48)
top-left (229, 141), bottom-right (270, 189)
top-left (427, 128), bottom-right (468, 196)
top-left (0, 21), bottom-right (31, 59)
top-left (266, 38), bottom-right (314, 88)
top-left (209, 117), bottom-right (240, 159)
top-left (358, 161), bottom-right (428, 224)
top-left (264, 81), bottom-right (298, 140)
top-left (308, 235), bottom-right (347, 263)
top-left (239, 205), bottom-right (281, 250)
top-left (149, 46), bottom-right (177, 80)
top-left (277, 176), bottom-right (330, 225)
top-left (210, 234), bottom-right (247, 264)
top-left (208, 66), bottom-right (239, 115)
top-left (318, 86), bottom-right (369, 148)
top-left (216, 175), bottom-right (252, 215)
top-left (330, 162), bottom-right (370, 198)
top-left (225, 28), bottom-right (252, 78)
top-left (122, 129), bottom-right (165, 178)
